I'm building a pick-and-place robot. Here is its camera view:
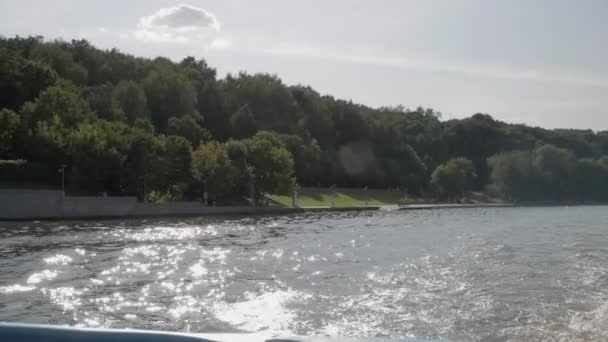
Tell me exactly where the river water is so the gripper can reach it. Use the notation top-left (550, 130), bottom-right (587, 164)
top-left (1, 206), bottom-right (608, 341)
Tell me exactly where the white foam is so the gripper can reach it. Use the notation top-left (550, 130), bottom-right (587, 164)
top-left (44, 254), bottom-right (73, 265)
top-left (0, 284), bottom-right (36, 294)
top-left (26, 270), bottom-right (58, 284)
top-left (189, 261), bottom-right (208, 277)
top-left (213, 289), bottom-right (310, 333)
top-left (569, 300), bottom-right (608, 339)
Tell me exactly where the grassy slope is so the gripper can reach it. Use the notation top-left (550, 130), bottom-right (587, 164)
top-left (268, 187), bottom-right (414, 207)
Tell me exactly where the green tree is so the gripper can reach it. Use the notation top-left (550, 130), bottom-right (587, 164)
top-left (243, 132), bottom-right (295, 199)
top-left (575, 158), bottom-right (608, 202)
top-left (0, 108), bottom-right (20, 158)
top-left (532, 144), bottom-right (577, 199)
top-left (488, 145), bottom-right (577, 202)
top-left (230, 104), bottom-right (257, 139)
top-left (142, 65), bottom-right (197, 132)
top-left (221, 73), bottom-right (300, 134)
top-left (141, 135), bottom-right (194, 201)
top-left (431, 157), bottom-right (477, 200)
top-left (384, 144), bottom-right (427, 194)
top-left (31, 43), bottom-right (88, 84)
top-left (21, 80), bottom-right (94, 128)
top-left (0, 47), bottom-right (57, 110)
top-left (24, 115), bottom-right (69, 166)
top-left (162, 135), bottom-right (193, 187)
top-left (167, 115), bottom-right (210, 147)
top-left (122, 128), bottom-right (162, 199)
top-left (8, 35), bottom-right (608, 202)
top-left (199, 81), bottom-right (230, 140)
top-left (67, 120), bottom-right (128, 195)
top-left (487, 151), bottom-right (536, 201)
top-left (191, 141), bottom-right (235, 199)
top-left (112, 80), bottom-right (148, 123)
top-left (85, 83), bottom-right (124, 121)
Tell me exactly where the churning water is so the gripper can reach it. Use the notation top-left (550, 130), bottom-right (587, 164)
top-left (2, 206), bottom-right (608, 341)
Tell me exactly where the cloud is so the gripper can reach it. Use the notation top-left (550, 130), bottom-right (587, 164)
top-left (209, 38), bottom-right (232, 50)
top-left (135, 4), bottom-right (227, 46)
top-left (260, 43), bottom-right (608, 87)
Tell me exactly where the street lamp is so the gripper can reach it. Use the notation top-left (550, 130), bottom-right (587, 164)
top-left (58, 164), bottom-right (66, 197)
top-left (292, 183), bottom-right (300, 208)
top-left (330, 184), bottom-right (336, 207)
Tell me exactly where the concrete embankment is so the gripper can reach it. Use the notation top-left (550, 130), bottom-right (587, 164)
top-left (398, 203), bottom-right (513, 211)
top-left (0, 189), bottom-right (382, 221)
top-left (0, 189), bottom-right (514, 221)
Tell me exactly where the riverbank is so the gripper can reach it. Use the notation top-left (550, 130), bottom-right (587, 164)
top-left (398, 203), bottom-right (513, 210)
top-left (0, 188), bottom-right (522, 221)
top-left (0, 189), bottom-right (387, 221)
top-left (267, 187), bottom-right (409, 207)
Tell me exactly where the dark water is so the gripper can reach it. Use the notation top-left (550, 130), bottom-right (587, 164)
top-left (1, 206), bottom-right (608, 341)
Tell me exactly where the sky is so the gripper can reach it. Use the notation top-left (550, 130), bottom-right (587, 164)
top-left (1, 0), bottom-right (608, 130)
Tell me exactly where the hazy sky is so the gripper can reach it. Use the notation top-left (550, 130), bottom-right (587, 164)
top-left (1, 0), bottom-right (608, 130)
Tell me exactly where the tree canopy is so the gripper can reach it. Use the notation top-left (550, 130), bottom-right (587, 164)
top-left (431, 158), bottom-right (477, 200)
top-left (2, 35), bottom-right (608, 203)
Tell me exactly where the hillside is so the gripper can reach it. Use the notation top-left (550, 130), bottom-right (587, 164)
top-left (2, 35), bottom-right (608, 203)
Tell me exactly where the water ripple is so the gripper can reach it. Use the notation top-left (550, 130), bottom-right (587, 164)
top-left (1, 207), bottom-right (608, 340)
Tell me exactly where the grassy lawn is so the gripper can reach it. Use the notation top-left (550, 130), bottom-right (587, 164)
top-left (268, 187), bottom-right (416, 207)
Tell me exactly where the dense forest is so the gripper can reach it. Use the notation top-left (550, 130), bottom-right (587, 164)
top-left (2, 35), bottom-right (608, 203)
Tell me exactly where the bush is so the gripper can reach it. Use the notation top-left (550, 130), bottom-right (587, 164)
top-left (0, 159), bottom-right (59, 188)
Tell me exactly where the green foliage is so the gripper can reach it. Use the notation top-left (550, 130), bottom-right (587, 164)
top-left (112, 80), bottom-right (148, 123)
top-left (230, 104), bottom-right (257, 139)
top-left (133, 118), bottom-right (155, 134)
top-left (26, 115), bottom-right (69, 165)
top-left (243, 132), bottom-right (295, 197)
top-left (161, 135), bottom-right (193, 186)
top-left (4, 35), bottom-right (608, 203)
top-left (198, 81), bottom-right (230, 140)
top-left (431, 158), bottom-right (477, 200)
top-left (167, 115), bottom-right (210, 147)
top-left (121, 127), bottom-right (162, 199)
top-left (0, 159), bottom-right (58, 188)
top-left (488, 145), bottom-right (603, 202)
top-left (142, 64), bottom-right (197, 131)
top-left (84, 83), bottom-right (124, 121)
top-left (0, 47), bottom-right (58, 110)
top-left (0, 108), bottom-right (20, 158)
top-left (31, 43), bottom-right (88, 84)
top-left (21, 80), bottom-right (94, 128)
top-left (488, 151), bottom-right (536, 201)
top-left (191, 141), bottom-right (234, 198)
top-left (275, 133), bottom-right (323, 186)
top-left (67, 120), bottom-right (129, 194)
top-left (222, 73), bottom-right (299, 134)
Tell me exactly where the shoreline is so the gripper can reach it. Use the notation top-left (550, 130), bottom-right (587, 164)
top-left (0, 202), bottom-right (516, 222)
top-left (0, 205), bottom-right (380, 222)
top-left (4, 196), bottom-right (608, 222)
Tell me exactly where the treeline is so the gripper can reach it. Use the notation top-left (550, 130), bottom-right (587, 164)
top-left (2, 35), bottom-right (608, 203)
top-left (488, 145), bottom-right (608, 203)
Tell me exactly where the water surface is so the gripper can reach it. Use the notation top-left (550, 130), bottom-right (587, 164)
top-left (1, 206), bottom-right (608, 341)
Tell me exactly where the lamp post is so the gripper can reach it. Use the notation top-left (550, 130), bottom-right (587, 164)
top-left (330, 184), bottom-right (336, 207)
top-left (292, 183), bottom-right (300, 208)
top-left (58, 164), bottom-right (66, 197)
top-left (247, 165), bottom-right (256, 206)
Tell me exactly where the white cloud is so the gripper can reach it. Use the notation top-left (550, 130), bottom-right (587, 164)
top-left (135, 4), bottom-right (226, 46)
top-left (209, 38), bottom-right (232, 50)
top-left (260, 43), bottom-right (608, 87)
